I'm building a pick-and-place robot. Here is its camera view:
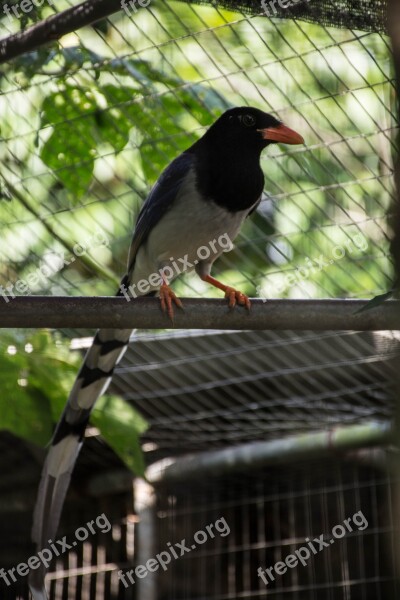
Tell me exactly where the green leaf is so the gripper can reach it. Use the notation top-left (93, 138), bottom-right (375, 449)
top-left (60, 47), bottom-right (104, 70)
top-left (39, 84), bottom-right (139, 198)
top-left (92, 395), bottom-right (148, 476)
top-left (40, 87), bottom-right (99, 198)
top-left (97, 85), bottom-right (139, 151)
top-left (355, 289), bottom-right (395, 314)
top-left (0, 331), bottom-right (71, 445)
top-left (0, 386), bottom-right (53, 446)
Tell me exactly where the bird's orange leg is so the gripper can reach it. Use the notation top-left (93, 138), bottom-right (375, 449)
top-left (159, 275), bottom-right (183, 321)
top-left (200, 274), bottom-right (251, 310)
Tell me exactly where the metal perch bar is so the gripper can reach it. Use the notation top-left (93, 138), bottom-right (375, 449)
top-left (0, 297), bottom-right (398, 330)
top-left (146, 421), bottom-right (393, 484)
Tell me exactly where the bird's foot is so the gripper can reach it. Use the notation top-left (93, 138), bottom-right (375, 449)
top-left (224, 287), bottom-right (251, 310)
top-left (159, 284), bottom-right (183, 321)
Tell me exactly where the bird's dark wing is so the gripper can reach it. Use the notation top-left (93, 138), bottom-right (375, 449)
top-left (127, 151), bottom-right (195, 273)
top-left (29, 151), bottom-right (195, 600)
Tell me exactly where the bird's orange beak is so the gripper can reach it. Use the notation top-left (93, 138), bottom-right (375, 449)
top-left (258, 123), bottom-right (304, 145)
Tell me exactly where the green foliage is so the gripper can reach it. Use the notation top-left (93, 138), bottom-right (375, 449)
top-left (92, 395), bottom-right (148, 475)
top-left (34, 50), bottom-right (229, 198)
top-left (40, 84), bottom-right (136, 199)
top-left (355, 289), bottom-right (395, 313)
top-left (0, 330), bottom-right (148, 475)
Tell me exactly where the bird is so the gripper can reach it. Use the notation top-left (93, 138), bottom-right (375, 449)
top-left (29, 106), bottom-right (304, 599)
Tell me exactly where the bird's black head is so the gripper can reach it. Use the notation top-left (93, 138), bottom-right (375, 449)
top-left (202, 106), bottom-right (304, 155)
top-left (189, 107), bottom-right (304, 212)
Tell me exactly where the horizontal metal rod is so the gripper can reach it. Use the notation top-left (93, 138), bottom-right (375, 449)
top-left (146, 421), bottom-right (393, 484)
top-left (0, 296), bottom-right (399, 330)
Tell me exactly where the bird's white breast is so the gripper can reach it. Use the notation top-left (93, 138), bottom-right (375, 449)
top-left (129, 168), bottom-right (255, 294)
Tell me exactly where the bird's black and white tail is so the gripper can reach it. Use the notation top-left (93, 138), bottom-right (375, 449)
top-left (29, 278), bottom-right (134, 600)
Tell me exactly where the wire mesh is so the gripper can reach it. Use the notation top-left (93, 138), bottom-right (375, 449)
top-left (0, 2), bottom-right (396, 307)
top-left (155, 459), bottom-right (399, 599)
top-left (108, 329), bottom-right (396, 460)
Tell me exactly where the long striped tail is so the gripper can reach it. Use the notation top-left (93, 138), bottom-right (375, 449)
top-left (29, 281), bottom-right (133, 599)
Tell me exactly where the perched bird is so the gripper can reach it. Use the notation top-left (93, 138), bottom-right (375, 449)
top-left (29, 106), bottom-right (303, 599)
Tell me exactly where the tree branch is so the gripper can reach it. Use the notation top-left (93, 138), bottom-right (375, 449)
top-left (0, 0), bottom-right (121, 64)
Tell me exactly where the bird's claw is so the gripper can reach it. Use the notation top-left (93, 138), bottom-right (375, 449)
top-left (224, 287), bottom-right (251, 310)
top-left (159, 284), bottom-right (183, 321)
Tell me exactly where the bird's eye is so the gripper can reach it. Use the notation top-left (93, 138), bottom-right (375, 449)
top-left (241, 114), bottom-right (256, 127)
